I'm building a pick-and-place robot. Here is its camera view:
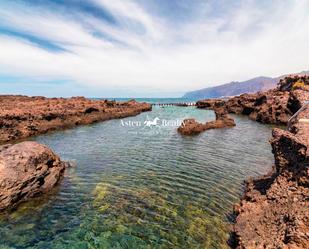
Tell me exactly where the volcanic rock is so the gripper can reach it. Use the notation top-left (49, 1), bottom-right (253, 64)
top-left (225, 90), bottom-right (292, 124)
top-left (0, 141), bottom-right (65, 211)
top-left (177, 119), bottom-right (208, 135)
top-left (0, 95), bottom-right (151, 143)
top-left (225, 76), bottom-right (309, 125)
top-left (196, 99), bottom-right (226, 109)
top-left (233, 101), bottom-right (309, 248)
top-left (178, 104), bottom-right (235, 135)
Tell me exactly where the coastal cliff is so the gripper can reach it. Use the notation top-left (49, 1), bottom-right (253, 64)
top-left (233, 109), bottom-right (309, 248)
top-left (230, 76), bottom-right (309, 248)
top-left (0, 96), bottom-right (151, 143)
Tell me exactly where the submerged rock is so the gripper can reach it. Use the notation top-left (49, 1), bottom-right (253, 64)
top-left (0, 141), bottom-right (65, 211)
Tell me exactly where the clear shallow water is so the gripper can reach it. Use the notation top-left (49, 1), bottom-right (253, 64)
top-left (0, 106), bottom-right (274, 249)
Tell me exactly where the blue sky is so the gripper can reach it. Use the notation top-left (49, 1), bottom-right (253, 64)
top-left (0, 0), bottom-right (308, 97)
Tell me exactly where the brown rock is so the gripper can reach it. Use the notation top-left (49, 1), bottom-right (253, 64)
top-left (196, 99), bottom-right (226, 109)
top-left (226, 89), bottom-right (292, 125)
top-left (178, 105), bottom-right (235, 135)
top-left (226, 76), bottom-right (309, 125)
top-left (177, 119), bottom-right (208, 135)
top-left (271, 128), bottom-right (309, 186)
top-left (226, 93), bottom-right (257, 115)
top-left (0, 95), bottom-right (151, 143)
top-left (233, 106), bottom-right (309, 248)
top-left (0, 141), bottom-right (65, 211)
top-left (288, 90), bottom-right (309, 114)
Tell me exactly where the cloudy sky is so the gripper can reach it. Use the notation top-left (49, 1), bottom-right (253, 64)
top-left (0, 0), bottom-right (308, 97)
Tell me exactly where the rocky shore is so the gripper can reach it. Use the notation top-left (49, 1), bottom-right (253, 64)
top-left (0, 95), bottom-right (151, 143)
top-left (229, 76), bottom-right (309, 248)
top-left (233, 109), bottom-right (309, 248)
top-left (0, 77), bottom-right (307, 246)
top-left (178, 101), bottom-right (235, 135)
top-left (225, 76), bottom-right (309, 125)
top-left (193, 76), bottom-right (308, 248)
top-left (0, 96), bottom-right (151, 211)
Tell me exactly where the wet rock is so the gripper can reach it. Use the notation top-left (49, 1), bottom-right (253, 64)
top-left (0, 96), bottom-right (151, 142)
top-left (0, 141), bottom-right (65, 211)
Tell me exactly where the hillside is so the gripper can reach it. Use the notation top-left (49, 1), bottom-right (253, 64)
top-left (183, 71), bottom-right (309, 99)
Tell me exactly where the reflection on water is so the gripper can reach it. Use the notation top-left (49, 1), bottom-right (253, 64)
top-left (0, 106), bottom-right (274, 248)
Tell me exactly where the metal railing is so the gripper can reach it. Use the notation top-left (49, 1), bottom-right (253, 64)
top-left (287, 100), bottom-right (309, 131)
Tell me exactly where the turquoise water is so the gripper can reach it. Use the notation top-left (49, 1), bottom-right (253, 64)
top-left (0, 106), bottom-right (274, 249)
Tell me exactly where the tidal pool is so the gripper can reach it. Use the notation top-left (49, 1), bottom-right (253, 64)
top-left (0, 106), bottom-right (274, 249)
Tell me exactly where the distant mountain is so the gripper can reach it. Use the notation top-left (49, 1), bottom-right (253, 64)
top-left (183, 71), bottom-right (309, 99)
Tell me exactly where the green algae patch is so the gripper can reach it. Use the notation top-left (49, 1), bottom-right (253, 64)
top-left (92, 183), bottom-right (110, 205)
top-left (88, 175), bottom-right (230, 248)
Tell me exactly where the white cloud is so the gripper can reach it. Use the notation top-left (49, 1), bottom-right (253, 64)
top-left (0, 0), bottom-right (309, 97)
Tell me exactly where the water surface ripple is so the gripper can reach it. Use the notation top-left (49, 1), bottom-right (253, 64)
top-left (0, 106), bottom-right (274, 249)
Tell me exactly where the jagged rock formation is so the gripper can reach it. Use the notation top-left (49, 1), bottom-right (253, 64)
top-left (0, 141), bottom-right (66, 211)
top-left (0, 96), bottom-right (151, 143)
top-left (225, 76), bottom-right (309, 125)
top-left (232, 81), bottom-right (309, 248)
top-left (178, 101), bottom-right (235, 135)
